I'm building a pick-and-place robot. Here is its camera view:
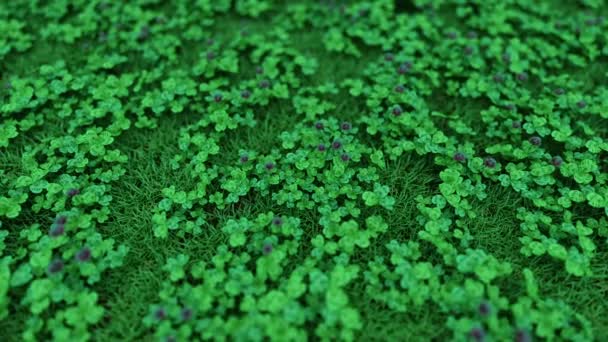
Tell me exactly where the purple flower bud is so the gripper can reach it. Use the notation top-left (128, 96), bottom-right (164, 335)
top-left (137, 26), bottom-right (150, 41)
top-left (55, 216), bottom-right (67, 225)
top-left (517, 72), bottom-right (528, 81)
top-left (551, 156), bottom-right (563, 167)
top-left (241, 90), bottom-right (251, 99)
top-left (394, 85), bottom-right (404, 93)
top-left (577, 100), bottom-right (586, 108)
top-left (397, 63), bottom-right (410, 74)
top-left (259, 79), bottom-right (270, 89)
top-left (478, 301), bottom-right (490, 316)
top-left (181, 308), bottom-right (193, 320)
top-left (240, 155), bottom-right (249, 163)
top-left (512, 121), bottom-right (522, 129)
top-left (265, 162), bottom-right (275, 170)
top-left (384, 53), bottom-right (394, 61)
top-left (206, 51), bottom-right (216, 60)
top-left (166, 336), bottom-right (176, 342)
top-left (505, 104), bottom-right (515, 111)
top-left (213, 93), bottom-right (222, 102)
top-left (392, 105), bottom-right (403, 116)
top-left (470, 327), bottom-right (485, 342)
top-left (464, 46), bottom-right (474, 55)
top-left (341, 122), bottom-right (352, 131)
top-left (255, 66), bottom-right (263, 74)
top-left (453, 152), bottom-right (466, 162)
top-left (515, 329), bottom-right (531, 342)
top-left (154, 308), bottom-right (166, 320)
top-left (272, 217), bottom-right (283, 226)
top-left (340, 153), bottom-right (350, 161)
top-left (484, 157), bottom-right (497, 168)
top-left (206, 38), bottom-right (215, 46)
top-left (263, 243), bottom-right (273, 255)
top-left (66, 188), bottom-right (80, 197)
top-left (529, 136), bottom-right (541, 146)
top-left (50, 224), bottom-right (65, 237)
top-left (48, 259), bottom-right (64, 274)
top-left (493, 74), bottom-right (504, 83)
top-left (467, 31), bottom-right (478, 39)
top-left (315, 122), bottom-right (324, 130)
top-left (318, 144), bottom-right (326, 151)
top-left (553, 88), bottom-right (564, 95)
top-left (76, 247), bottom-right (92, 262)
top-left (446, 31), bottom-right (458, 39)
top-left (502, 53), bottom-right (511, 63)
top-left (331, 140), bottom-right (342, 149)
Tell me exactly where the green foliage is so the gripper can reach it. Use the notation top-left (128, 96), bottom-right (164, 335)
top-left (1, 0), bottom-right (607, 341)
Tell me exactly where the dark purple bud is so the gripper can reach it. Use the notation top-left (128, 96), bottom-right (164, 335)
top-left (263, 243), bottom-right (273, 255)
top-left (50, 224), bottom-right (65, 237)
top-left (394, 85), bottom-right (405, 93)
top-left (340, 153), bottom-right (350, 161)
top-left (48, 259), bottom-right (64, 274)
top-left (577, 100), bottom-right (586, 108)
top-left (206, 51), bottom-right (216, 60)
top-left (397, 63), bottom-right (410, 74)
top-left (265, 162), bottom-right (275, 170)
top-left (529, 136), bottom-right (542, 146)
top-left (331, 140), bottom-right (342, 149)
top-left (240, 155), bottom-right (249, 163)
top-left (213, 93), bottom-right (223, 102)
top-left (241, 90), bottom-right (251, 99)
top-left (137, 26), bottom-right (150, 41)
top-left (255, 66), bottom-right (263, 74)
top-left (384, 53), bottom-right (394, 61)
top-left (206, 38), bottom-right (215, 46)
top-left (505, 104), bottom-right (515, 111)
top-left (551, 156), bottom-right (563, 167)
top-left (554, 88), bottom-right (564, 95)
top-left (76, 247), bottom-right (92, 262)
top-left (315, 121), bottom-right (324, 130)
top-left (512, 121), bottom-right (522, 129)
top-left (470, 327), bottom-right (485, 342)
top-left (318, 144), bottom-right (326, 151)
top-left (259, 79), bottom-right (270, 89)
top-left (181, 308), bottom-right (193, 320)
top-left (515, 329), bottom-right (531, 342)
top-left (493, 74), bottom-right (504, 83)
top-left (55, 216), bottom-right (67, 225)
top-left (66, 188), bottom-right (80, 197)
top-left (154, 308), bottom-right (166, 320)
top-left (272, 217), bottom-right (283, 226)
top-left (484, 157), bottom-right (497, 168)
top-left (446, 31), bottom-right (458, 39)
top-left (392, 105), bottom-right (403, 116)
top-left (464, 46), bottom-right (474, 55)
top-left (341, 122), bottom-right (352, 131)
top-left (166, 336), bottom-right (176, 342)
top-left (241, 30), bottom-right (250, 37)
top-left (453, 152), bottom-right (466, 162)
top-left (502, 53), bottom-right (511, 63)
top-left (517, 72), bottom-right (528, 81)
top-left (467, 31), bottom-right (478, 39)
top-left (478, 301), bottom-right (491, 316)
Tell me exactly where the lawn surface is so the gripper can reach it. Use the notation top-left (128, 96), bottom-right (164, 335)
top-left (1, 1), bottom-right (608, 341)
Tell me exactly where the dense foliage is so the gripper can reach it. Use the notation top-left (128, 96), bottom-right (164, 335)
top-left (1, 0), bottom-right (607, 341)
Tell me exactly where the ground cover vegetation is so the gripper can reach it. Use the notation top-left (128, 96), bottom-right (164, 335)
top-left (1, 0), bottom-right (608, 341)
